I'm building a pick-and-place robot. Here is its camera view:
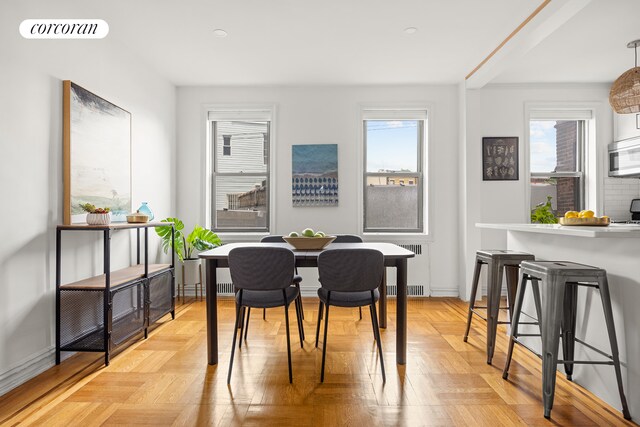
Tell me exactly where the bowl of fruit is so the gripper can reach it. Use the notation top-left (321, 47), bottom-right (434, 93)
top-left (282, 228), bottom-right (336, 250)
top-left (80, 203), bottom-right (112, 225)
top-left (559, 210), bottom-right (610, 226)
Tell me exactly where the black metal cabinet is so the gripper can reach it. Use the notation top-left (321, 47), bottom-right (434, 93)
top-left (55, 222), bottom-right (175, 366)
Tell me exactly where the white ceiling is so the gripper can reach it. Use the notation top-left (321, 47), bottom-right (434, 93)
top-left (87, 0), bottom-right (542, 86)
top-left (491, 0), bottom-right (640, 84)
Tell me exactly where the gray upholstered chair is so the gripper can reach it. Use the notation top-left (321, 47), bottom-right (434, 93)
top-left (259, 235), bottom-right (304, 326)
top-left (315, 248), bottom-right (385, 382)
top-left (227, 246), bottom-right (303, 384)
top-left (332, 235), bottom-right (366, 319)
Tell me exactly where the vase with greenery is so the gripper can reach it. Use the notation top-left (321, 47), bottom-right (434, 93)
top-left (155, 217), bottom-right (222, 262)
top-left (530, 196), bottom-right (559, 224)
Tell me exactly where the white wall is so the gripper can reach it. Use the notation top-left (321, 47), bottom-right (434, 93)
top-left (0, 2), bottom-right (176, 395)
top-left (461, 83), bottom-right (620, 299)
top-left (176, 85), bottom-right (460, 295)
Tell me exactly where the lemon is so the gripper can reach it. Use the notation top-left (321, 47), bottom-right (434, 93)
top-left (302, 228), bottom-right (315, 237)
top-left (564, 211), bottom-right (579, 219)
top-left (579, 210), bottom-right (595, 218)
top-left (288, 231), bottom-right (299, 237)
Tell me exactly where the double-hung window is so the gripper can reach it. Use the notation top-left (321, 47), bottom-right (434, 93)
top-left (363, 109), bottom-right (427, 233)
top-left (209, 109), bottom-right (272, 232)
top-left (529, 110), bottom-right (591, 216)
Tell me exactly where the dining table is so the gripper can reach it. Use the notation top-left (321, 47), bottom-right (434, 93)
top-left (199, 241), bottom-right (415, 365)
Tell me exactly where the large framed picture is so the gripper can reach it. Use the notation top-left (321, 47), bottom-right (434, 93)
top-left (292, 144), bottom-right (338, 206)
top-left (482, 137), bottom-right (519, 181)
top-left (63, 81), bottom-right (131, 224)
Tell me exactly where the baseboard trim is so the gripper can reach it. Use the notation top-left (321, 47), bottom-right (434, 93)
top-left (429, 288), bottom-right (460, 297)
top-left (0, 347), bottom-right (55, 397)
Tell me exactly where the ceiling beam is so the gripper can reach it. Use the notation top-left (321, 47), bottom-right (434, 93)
top-left (465, 0), bottom-right (593, 89)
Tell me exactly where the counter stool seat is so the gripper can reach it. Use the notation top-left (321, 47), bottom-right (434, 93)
top-left (502, 260), bottom-right (631, 421)
top-left (464, 249), bottom-right (535, 364)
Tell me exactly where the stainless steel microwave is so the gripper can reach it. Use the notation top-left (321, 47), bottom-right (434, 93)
top-left (609, 138), bottom-right (640, 177)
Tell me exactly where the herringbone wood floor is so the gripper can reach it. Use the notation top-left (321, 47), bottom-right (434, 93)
top-left (0, 297), bottom-right (635, 426)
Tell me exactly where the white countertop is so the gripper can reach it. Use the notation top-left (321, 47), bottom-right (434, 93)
top-left (476, 223), bottom-right (640, 238)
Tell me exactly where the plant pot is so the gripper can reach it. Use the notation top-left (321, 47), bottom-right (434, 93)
top-left (86, 213), bottom-right (111, 225)
top-left (182, 258), bottom-right (202, 286)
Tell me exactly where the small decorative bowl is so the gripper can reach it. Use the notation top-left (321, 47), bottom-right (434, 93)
top-left (127, 213), bottom-right (149, 223)
top-left (86, 213), bottom-right (111, 225)
top-left (282, 236), bottom-right (336, 250)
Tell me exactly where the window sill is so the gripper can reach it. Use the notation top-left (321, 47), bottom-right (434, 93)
top-left (216, 232), bottom-right (269, 243)
top-left (362, 232), bottom-right (432, 243)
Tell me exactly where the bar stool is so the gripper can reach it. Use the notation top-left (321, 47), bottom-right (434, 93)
top-left (502, 260), bottom-right (631, 420)
top-left (463, 250), bottom-right (535, 364)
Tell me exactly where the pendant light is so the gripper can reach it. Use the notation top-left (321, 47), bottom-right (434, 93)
top-left (609, 39), bottom-right (640, 114)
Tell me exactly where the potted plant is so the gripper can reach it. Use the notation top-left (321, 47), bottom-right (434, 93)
top-left (155, 218), bottom-right (222, 294)
top-left (531, 196), bottom-right (559, 224)
top-left (80, 203), bottom-right (111, 225)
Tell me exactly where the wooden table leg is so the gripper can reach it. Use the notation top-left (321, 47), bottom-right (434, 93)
top-left (396, 258), bottom-right (407, 365)
top-left (379, 269), bottom-right (387, 329)
top-left (206, 259), bottom-right (218, 365)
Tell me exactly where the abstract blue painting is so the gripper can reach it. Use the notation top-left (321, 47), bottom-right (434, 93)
top-left (292, 144), bottom-right (338, 207)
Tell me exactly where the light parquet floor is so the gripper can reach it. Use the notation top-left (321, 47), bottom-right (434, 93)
top-left (0, 297), bottom-right (635, 426)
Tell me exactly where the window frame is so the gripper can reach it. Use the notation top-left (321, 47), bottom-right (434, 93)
top-left (361, 109), bottom-right (428, 235)
top-left (529, 120), bottom-right (586, 213)
top-left (525, 104), bottom-right (597, 221)
top-left (204, 105), bottom-right (276, 236)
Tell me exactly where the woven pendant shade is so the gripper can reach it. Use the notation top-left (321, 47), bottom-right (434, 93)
top-left (609, 39), bottom-right (640, 114)
top-left (609, 67), bottom-right (640, 114)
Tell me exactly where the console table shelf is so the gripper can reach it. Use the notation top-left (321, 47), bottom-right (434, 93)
top-left (56, 222), bottom-right (175, 366)
top-left (60, 264), bottom-right (171, 290)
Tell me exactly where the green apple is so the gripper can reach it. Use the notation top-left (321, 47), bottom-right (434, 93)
top-left (315, 231), bottom-right (326, 237)
top-left (302, 228), bottom-right (315, 237)
top-left (288, 231), bottom-right (299, 237)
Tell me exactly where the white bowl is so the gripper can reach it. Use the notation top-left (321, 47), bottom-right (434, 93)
top-left (86, 213), bottom-right (111, 225)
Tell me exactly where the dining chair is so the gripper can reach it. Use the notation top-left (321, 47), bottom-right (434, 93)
top-left (315, 248), bottom-right (385, 383)
top-left (258, 235), bottom-right (305, 326)
top-left (327, 235), bottom-right (366, 319)
top-left (227, 246), bottom-right (304, 383)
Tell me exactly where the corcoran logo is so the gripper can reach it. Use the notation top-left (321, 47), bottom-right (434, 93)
top-left (19, 19), bottom-right (109, 39)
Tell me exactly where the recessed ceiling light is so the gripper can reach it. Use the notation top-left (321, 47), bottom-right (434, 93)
top-left (403, 27), bottom-right (418, 35)
top-left (213, 29), bottom-right (228, 38)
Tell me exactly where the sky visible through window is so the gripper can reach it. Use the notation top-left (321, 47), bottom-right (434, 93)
top-left (530, 120), bottom-right (557, 173)
top-left (366, 120), bottom-right (418, 172)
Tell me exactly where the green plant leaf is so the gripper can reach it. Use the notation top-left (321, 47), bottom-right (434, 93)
top-left (530, 196), bottom-right (558, 224)
top-left (155, 218), bottom-right (221, 262)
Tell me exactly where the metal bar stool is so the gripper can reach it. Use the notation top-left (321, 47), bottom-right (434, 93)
top-left (464, 250), bottom-right (535, 364)
top-left (502, 260), bottom-right (631, 420)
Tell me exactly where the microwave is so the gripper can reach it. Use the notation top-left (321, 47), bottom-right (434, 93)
top-left (609, 138), bottom-right (640, 177)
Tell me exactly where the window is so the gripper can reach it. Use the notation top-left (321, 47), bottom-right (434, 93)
top-left (222, 135), bottom-right (231, 156)
top-left (209, 110), bottom-right (271, 232)
top-left (529, 111), bottom-right (589, 217)
top-left (363, 110), bottom-right (427, 233)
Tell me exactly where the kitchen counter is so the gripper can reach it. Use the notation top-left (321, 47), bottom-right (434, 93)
top-left (476, 222), bottom-right (640, 417)
top-left (477, 222), bottom-right (640, 237)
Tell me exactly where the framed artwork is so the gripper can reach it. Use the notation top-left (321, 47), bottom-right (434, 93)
top-left (482, 137), bottom-right (519, 181)
top-left (292, 144), bottom-right (338, 206)
top-left (63, 81), bottom-right (131, 224)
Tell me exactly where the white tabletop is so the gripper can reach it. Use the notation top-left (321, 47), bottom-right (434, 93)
top-left (476, 222), bottom-right (640, 238)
